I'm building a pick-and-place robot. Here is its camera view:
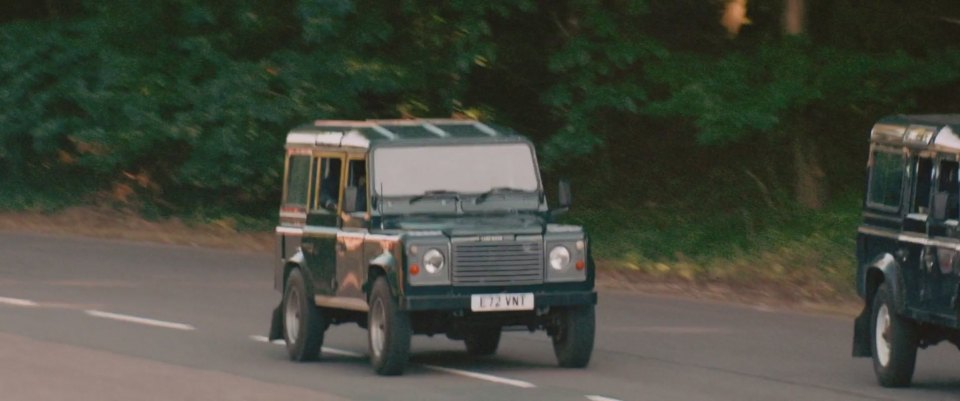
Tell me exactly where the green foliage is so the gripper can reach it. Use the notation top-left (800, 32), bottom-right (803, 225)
top-left (646, 39), bottom-right (960, 145)
top-left (540, 0), bottom-right (665, 165)
top-left (0, 0), bottom-right (524, 213)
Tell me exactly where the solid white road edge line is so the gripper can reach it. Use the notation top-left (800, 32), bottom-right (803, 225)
top-left (84, 310), bottom-right (195, 331)
top-left (421, 364), bottom-right (537, 389)
top-left (249, 335), bottom-right (537, 389)
top-left (586, 396), bottom-right (623, 401)
top-left (0, 296), bottom-right (38, 307)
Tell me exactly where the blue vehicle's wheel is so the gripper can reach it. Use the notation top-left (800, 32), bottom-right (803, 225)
top-left (871, 286), bottom-right (917, 387)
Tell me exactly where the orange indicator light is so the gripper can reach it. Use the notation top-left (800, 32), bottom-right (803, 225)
top-left (410, 264), bottom-right (421, 275)
top-left (575, 260), bottom-right (585, 270)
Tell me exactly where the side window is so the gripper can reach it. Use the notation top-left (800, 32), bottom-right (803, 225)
top-left (347, 159), bottom-right (367, 212)
top-left (317, 157), bottom-right (343, 212)
top-left (284, 155), bottom-right (313, 206)
top-left (912, 158), bottom-right (933, 214)
top-left (867, 151), bottom-right (904, 209)
top-left (938, 160), bottom-right (959, 220)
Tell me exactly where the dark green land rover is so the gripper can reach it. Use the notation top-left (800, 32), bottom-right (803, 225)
top-left (853, 115), bottom-right (960, 387)
top-left (268, 119), bottom-right (597, 375)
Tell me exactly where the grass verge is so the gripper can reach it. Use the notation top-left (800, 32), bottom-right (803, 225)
top-left (568, 195), bottom-right (860, 307)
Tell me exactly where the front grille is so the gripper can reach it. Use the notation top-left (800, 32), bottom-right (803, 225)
top-left (452, 240), bottom-right (544, 286)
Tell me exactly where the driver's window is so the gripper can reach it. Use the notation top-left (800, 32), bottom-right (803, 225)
top-left (316, 157), bottom-right (343, 213)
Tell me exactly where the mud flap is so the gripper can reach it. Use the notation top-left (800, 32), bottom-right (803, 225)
top-left (852, 306), bottom-right (871, 357)
top-left (268, 303), bottom-right (283, 341)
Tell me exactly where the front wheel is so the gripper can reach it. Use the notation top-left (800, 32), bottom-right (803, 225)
top-left (871, 286), bottom-right (918, 387)
top-left (283, 269), bottom-right (326, 361)
top-left (368, 277), bottom-right (411, 375)
top-left (552, 305), bottom-right (595, 368)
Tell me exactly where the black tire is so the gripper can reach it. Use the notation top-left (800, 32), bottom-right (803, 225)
top-left (464, 327), bottom-right (501, 356)
top-left (283, 269), bottom-right (326, 361)
top-left (552, 305), bottom-right (595, 368)
top-left (368, 276), bottom-right (411, 375)
top-left (871, 286), bottom-right (918, 387)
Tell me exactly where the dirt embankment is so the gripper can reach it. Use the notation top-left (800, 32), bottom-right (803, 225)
top-left (0, 206), bottom-right (861, 316)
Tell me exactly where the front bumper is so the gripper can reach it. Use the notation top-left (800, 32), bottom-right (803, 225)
top-left (400, 290), bottom-right (597, 312)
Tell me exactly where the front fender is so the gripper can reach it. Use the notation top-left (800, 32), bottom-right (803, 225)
top-left (866, 253), bottom-right (902, 311)
top-left (275, 249), bottom-right (307, 292)
top-left (368, 250), bottom-right (400, 294)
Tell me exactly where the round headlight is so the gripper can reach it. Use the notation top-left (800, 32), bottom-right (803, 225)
top-left (549, 246), bottom-right (571, 270)
top-left (423, 249), bottom-right (445, 274)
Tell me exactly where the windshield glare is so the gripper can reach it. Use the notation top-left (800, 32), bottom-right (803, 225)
top-left (373, 143), bottom-right (540, 197)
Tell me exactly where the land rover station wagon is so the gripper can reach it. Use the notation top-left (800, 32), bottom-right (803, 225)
top-left (267, 119), bottom-right (597, 375)
top-left (853, 115), bottom-right (960, 387)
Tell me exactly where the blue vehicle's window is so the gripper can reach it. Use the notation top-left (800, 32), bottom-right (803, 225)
top-left (284, 155), bottom-right (312, 206)
top-left (868, 151), bottom-right (904, 209)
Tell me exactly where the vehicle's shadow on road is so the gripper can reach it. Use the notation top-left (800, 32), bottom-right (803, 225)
top-left (911, 379), bottom-right (960, 392)
top-left (411, 350), bottom-right (553, 371)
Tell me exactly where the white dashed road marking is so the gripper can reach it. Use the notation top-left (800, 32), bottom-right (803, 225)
top-left (250, 335), bottom-right (283, 344)
top-left (84, 310), bottom-right (196, 331)
top-left (586, 395), bottom-right (623, 401)
top-left (421, 364), bottom-right (537, 389)
top-left (251, 334), bottom-right (536, 388)
top-left (0, 296), bottom-right (38, 307)
top-left (322, 346), bottom-right (364, 358)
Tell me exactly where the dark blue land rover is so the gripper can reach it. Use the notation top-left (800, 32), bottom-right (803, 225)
top-left (853, 114), bottom-right (960, 387)
top-left (268, 119), bottom-right (596, 375)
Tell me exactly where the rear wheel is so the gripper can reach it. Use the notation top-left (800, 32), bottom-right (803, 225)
top-left (552, 305), bottom-right (595, 368)
top-left (283, 269), bottom-right (326, 361)
top-left (368, 277), bottom-right (411, 375)
top-left (464, 327), bottom-right (501, 356)
top-left (871, 286), bottom-right (918, 387)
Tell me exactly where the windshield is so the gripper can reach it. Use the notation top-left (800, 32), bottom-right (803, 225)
top-left (372, 143), bottom-right (540, 197)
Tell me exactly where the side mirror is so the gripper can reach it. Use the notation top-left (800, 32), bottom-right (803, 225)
top-left (550, 179), bottom-right (571, 221)
top-left (558, 179), bottom-right (572, 209)
top-left (933, 192), bottom-right (950, 221)
top-left (342, 186), bottom-right (360, 213)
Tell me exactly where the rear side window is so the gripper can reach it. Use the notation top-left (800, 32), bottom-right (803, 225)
top-left (867, 151), bottom-right (904, 209)
top-left (284, 155), bottom-right (313, 206)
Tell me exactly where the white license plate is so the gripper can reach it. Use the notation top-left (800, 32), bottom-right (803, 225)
top-left (470, 293), bottom-right (534, 312)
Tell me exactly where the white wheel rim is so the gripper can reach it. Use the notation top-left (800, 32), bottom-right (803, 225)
top-left (875, 304), bottom-right (891, 367)
top-left (370, 298), bottom-right (385, 358)
top-left (285, 288), bottom-right (301, 345)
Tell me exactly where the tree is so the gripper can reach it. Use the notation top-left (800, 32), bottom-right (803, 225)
top-left (644, 0), bottom-right (960, 209)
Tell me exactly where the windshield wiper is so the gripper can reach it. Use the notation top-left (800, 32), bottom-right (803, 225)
top-left (410, 190), bottom-right (462, 204)
top-left (475, 187), bottom-right (535, 204)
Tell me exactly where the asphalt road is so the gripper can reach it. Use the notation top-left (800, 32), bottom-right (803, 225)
top-left (0, 231), bottom-right (957, 401)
